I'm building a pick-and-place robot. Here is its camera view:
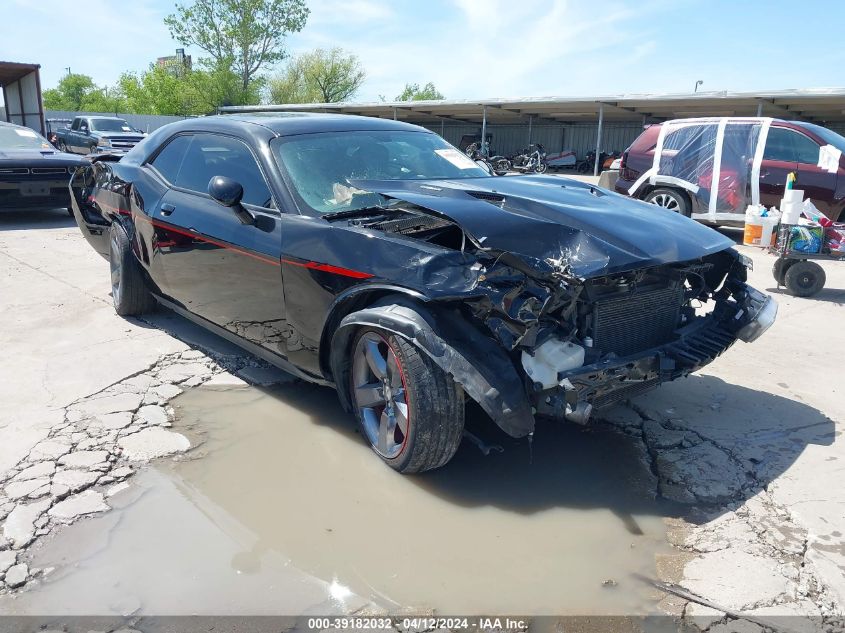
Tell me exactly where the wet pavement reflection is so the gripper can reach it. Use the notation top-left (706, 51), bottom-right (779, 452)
top-left (5, 382), bottom-right (675, 615)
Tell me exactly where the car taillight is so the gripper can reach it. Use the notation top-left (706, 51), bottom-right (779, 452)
top-left (620, 151), bottom-right (628, 171)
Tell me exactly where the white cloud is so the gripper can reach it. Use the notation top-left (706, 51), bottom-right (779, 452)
top-left (285, 0), bottom-right (659, 101)
top-left (2, 0), bottom-right (672, 105)
top-left (1, 0), bottom-right (184, 91)
top-left (305, 0), bottom-right (395, 25)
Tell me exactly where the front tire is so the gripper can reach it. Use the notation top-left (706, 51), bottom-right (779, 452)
top-left (784, 260), bottom-right (825, 297)
top-left (644, 188), bottom-right (690, 216)
top-left (535, 161), bottom-right (547, 174)
top-left (109, 222), bottom-right (155, 316)
top-left (349, 328), bottom-right (464, 473)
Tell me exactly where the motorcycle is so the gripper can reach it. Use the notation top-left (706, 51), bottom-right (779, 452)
top-left (576, 150), bottom-right (620, 174)
top-left (465, 142), bottom-right (510, 176)
top-left (508, 143), bottom-right (547, 174)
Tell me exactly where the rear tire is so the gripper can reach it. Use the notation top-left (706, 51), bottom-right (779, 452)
top-left (58, 140), bottom-right (68, 152)
top-left (644, 188), bottom-right (690, 216)
top-left (491, 157), bottom-right (511, 176)
top-left (109, 222), bottom-right (155, 316)
top-left (349, 328), bottom-right (464, 473)
top-left (784, 260), bottom-right (825, 297)
top-left (772, 258), bottom-right (795, 286)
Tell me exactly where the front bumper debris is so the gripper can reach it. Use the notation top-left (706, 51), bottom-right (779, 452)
top-left (534, 283), bottom-right (776, 423)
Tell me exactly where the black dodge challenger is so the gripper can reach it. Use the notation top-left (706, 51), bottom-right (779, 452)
top-left (70, 113), bottom-right (777, 472)
top-left (1, 121), bottom-right (86, 214)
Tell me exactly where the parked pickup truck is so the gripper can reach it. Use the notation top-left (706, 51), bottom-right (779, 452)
top-left (54, 116), bottom-right (146, 155)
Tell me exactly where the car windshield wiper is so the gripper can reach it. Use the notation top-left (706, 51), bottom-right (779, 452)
top-left (322, 205), bottom-right (402, 221)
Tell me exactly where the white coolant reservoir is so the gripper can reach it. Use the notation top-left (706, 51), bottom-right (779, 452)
top-left (521, 338), bottom-right (585, 390)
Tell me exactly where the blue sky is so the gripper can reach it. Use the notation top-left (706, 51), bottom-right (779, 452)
top-left (2, 0), bottom-right (843, 104)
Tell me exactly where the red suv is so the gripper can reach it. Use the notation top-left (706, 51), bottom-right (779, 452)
top-left (615, 118), bottom-right (845, 223)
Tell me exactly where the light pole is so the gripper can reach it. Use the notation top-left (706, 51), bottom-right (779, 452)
top-left (694, 80), bottom-right (703, 93)
top-left (65, 67), bottom-right (71, 77)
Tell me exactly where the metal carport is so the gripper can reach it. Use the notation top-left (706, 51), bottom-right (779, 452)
top-left (222, 88), bottom-right (845, 175)
top-left (0, 61), bottom-right (45, 136)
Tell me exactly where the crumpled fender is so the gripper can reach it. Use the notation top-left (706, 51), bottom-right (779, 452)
top-left (330, 298), bottom-right (535, 438)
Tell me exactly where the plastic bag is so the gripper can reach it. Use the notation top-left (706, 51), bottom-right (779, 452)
top-left (782, 224), bottom-right (823, 254)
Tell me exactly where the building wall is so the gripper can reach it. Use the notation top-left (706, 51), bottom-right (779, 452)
top-left (44, 110), bottom-right (190, 133)
top-left (35, 109), bottom-right (845, 160)
top-left (3, 70), bottom-right (45, 135)
top-left (423, 122), bottom-right (644, 159)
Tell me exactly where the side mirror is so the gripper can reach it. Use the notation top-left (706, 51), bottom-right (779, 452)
top-left (208, 175), bottom-right (253, 225)
top-left (80, 126), bottom-right (88, 134)
top-left (474, 159), bottom-right (493, 175)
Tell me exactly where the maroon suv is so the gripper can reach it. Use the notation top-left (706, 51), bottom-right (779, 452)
top-left (615, 118), bottom-right (845, 222)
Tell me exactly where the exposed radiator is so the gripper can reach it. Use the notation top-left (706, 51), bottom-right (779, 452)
top-left (591, 285), bottom-right (683, 357)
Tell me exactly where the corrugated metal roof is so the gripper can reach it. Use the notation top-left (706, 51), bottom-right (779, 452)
top-left (221, 88), bottom-right (845, 124)
top-left (0, 61), bottom-right (40, 87)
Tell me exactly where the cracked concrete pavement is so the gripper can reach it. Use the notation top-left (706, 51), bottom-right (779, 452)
top-left (0, 211), bottom-right (285, 593)
top-left (596, 248), bottom-right (844, 627)
top-left (1, 209), bottom-right (844, 628)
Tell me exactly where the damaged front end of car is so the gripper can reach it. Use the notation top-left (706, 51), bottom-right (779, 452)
top-left (332, 177), bottom-right (777, 437)
top-left (473, 247), bottom-right (775, 428)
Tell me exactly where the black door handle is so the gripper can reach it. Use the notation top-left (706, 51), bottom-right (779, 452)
top-left (160, 203), bottom-right (175, 216)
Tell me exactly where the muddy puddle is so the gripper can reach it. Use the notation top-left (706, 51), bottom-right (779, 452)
top-left (8, 382), bottom-right (675, 616)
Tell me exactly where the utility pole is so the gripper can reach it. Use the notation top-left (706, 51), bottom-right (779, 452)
top-left (65, 67), bottom-right (71, 77)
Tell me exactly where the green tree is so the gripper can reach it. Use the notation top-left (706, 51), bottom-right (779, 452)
top-left (115, 63), bottom-right (259, 116)
top-left (165, 0), bottom-right (309, 95)
top-left (188, 61), bottom-right (262, 110)
top-left (42, 74), bottom-right (98, 110)
top-left (268, 48), bottom-right (365, 104)
top-left (119, 66), bottom-right (193, 115)
top-left (80, 86), bottom-right (127, 114)
top-left (395, 82), bottom-right (444, 101)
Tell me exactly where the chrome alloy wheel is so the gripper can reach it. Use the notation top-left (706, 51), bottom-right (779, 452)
top-left (351, 331), bottom-right (410, 459)
top-left (649, 192), bottom-right (680, 211)
top-left (109, 232), bottom-right (122, 305)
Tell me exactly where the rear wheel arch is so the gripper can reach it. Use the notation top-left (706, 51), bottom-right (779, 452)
top-left (109, 222), bottom-right (156, 316)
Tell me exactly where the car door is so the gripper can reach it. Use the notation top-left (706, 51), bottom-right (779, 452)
top-left (790, 130), bottom-right (839, 220)
top-left (759, 126), bottom-right (799, 208)
top-left (68, 118), bottom-right (83, 153)
top-left (145, 132), bottom-right (290, 357)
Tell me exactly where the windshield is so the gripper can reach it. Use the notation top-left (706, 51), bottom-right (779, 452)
top-left (793, 122), bottom-right (845, 154)
top-left (272, 130), bottom-right (489, 214)
top-left (90, 118), bottom-right (134, 132)
top-left (0, 126), bottom-right (52, 150)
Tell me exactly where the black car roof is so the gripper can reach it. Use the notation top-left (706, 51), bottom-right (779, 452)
top-left (208, 112), bottom-right (427, 136)
top-left (123, 113), bottom-right (433, 166)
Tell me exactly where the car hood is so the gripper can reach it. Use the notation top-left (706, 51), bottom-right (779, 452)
top-left (0, 149), bottom-right (86, 167)
top-left (352, 175), bottom-right (735, 278)
top-left (97, 132), bottom-right (144, 139)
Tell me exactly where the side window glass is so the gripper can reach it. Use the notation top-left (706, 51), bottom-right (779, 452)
top-left (793, 134), bottom-right (821, 165)
top-left (763, 128), bottom-right (796, 162)
top-left (71, 119), bottom-right (79, 131)
top-left (176, 133), bottom-right (273, 207)
top-left (150, 135), bottom-right (193, 184)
